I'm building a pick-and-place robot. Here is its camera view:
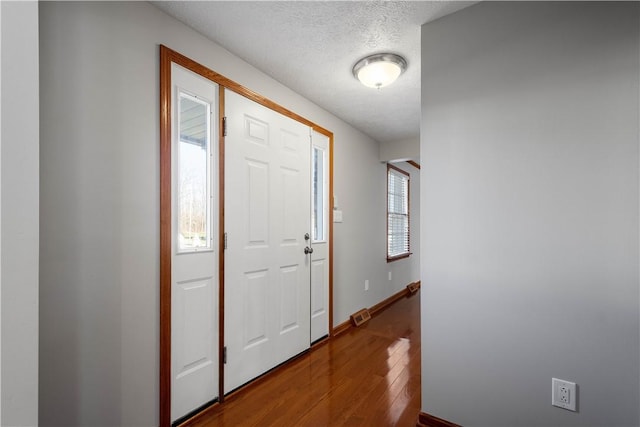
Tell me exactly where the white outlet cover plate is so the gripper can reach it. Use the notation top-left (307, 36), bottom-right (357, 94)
top-left (552, 378), bottom-right (576, 412)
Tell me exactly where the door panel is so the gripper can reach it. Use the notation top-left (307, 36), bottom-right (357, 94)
top-left (311, 259), bottom-right (327, 325)
top-left (171, 63), bottom-right (218, 421)
top-left (243, 270), bottom-right (268, 347)
top-left (247, 160), bottom-right (269, 244)
top-left (280, 266), bottom-right (299, 331)
top-left (175, 279), bottom-right (213, 368)
top-left (225, 90), bottom-right (311, 393)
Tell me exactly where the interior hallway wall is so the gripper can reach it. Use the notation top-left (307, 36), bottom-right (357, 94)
top-left (420, 2), bottom-right (639, 425)
top-left (379, 137), bottom-right (419, 163)
top-left (1, 1), bottom-right (39, 425)
top-left (38, 1), bottom-right (420, 425)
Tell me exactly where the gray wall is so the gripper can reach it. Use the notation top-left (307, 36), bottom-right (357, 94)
top-left (421, 2), bottom-right (639, 426)
top-left (39, 1), bottom-right (420, 425)
top-left (1, 1), bottom-right (39, 425)
top-left (380, 137), bottom-right (420, 163)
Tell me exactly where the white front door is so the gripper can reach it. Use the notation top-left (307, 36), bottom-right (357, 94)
top-left (310, 130), bottom-right (330, 342)
top-left (171, 63), bottom-right (219, 421)
top-left (224, 90), bottom-right (311, 393)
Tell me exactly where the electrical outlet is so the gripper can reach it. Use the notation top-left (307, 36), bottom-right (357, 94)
top-left (364, 279), bottom-right (369, 291)
top-left (388, 271), bottom-right (392, 281)
top-left (552, 378), bottom-right (576, 412)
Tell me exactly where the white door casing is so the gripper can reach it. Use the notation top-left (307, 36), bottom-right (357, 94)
top-left (171, 63), bottom-right (219, 422)
top-left (224, 90), bottom-right (311, 393)
top-left (310, 130), bottom-right (330, 343)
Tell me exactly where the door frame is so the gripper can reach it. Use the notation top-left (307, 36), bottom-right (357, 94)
top-left (159, 45), bottom-right (334, 427)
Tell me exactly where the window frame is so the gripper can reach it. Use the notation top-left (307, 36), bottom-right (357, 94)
top-left (386, 164), bottom-right (410, 262)
top-left (176, 90), bottom-right (214, 253)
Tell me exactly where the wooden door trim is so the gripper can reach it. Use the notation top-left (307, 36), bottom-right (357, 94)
top-left (159, 45), bottom-right (334, 427)
top-left (217, 85), bottom-right (226, 404)
top-left (407, 160), bottom-right (421, 170)
top-left (328, 133), bottom-right (334, 336)
top-left (159, 44), bottom-right (172, 427)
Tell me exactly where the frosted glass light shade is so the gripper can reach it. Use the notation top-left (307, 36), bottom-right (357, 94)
top-left (353, 53), bottom-right (407, 89)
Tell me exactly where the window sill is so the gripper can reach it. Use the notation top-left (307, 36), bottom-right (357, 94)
top-left (387, 253), bottom-right (411, 263)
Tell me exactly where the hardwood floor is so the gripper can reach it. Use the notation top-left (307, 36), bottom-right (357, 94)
top-left (187, 292), bottom-right (421, 427)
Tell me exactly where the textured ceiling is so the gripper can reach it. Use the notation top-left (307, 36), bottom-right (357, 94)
top-left (152, 1), bottom-right (476, 144)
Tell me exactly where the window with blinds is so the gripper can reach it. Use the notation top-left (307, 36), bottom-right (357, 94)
top-left (387, 165), bottom-right (410, 261)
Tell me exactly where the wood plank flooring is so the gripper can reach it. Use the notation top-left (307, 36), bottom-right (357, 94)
top-left (188, 292), bottom-right (421, 427)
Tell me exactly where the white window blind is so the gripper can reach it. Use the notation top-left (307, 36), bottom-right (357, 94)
top-left (387, 165), bottom-right (410, 259)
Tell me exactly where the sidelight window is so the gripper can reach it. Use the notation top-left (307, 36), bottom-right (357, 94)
top-left (312, 146), bottom-right (327, 242)
top-left (177, 92), bottom-right (212, 252)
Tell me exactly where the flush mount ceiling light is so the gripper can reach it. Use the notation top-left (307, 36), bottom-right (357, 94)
top-left (352, 53), bottom-right (407, 89)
